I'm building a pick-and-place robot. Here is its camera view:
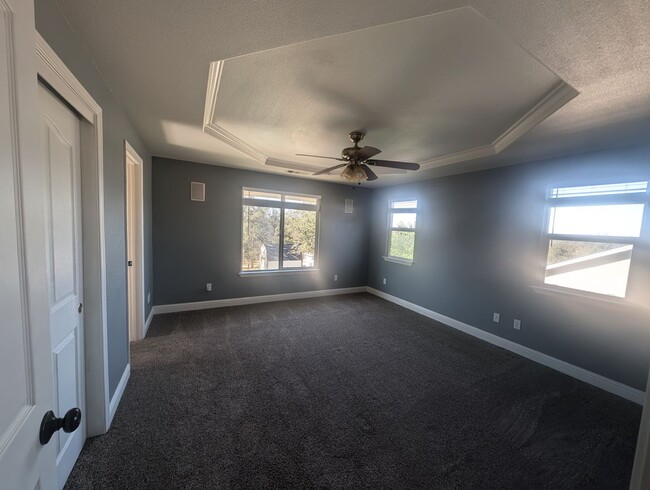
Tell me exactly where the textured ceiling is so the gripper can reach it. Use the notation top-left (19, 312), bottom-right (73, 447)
top-left (56, 0), bottom-right (650, 186)
top-left (206, 7), bottom-right (574, 177)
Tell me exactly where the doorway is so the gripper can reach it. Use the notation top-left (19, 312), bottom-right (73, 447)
top-left (125, 141), bottom-right (145, 341)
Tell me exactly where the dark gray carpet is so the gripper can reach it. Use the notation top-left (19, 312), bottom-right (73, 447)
top-left (66, 293), bottom-right (641, 489)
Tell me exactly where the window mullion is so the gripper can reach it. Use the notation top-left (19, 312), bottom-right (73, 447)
top-left (279, 207), bottom-right (285, 270)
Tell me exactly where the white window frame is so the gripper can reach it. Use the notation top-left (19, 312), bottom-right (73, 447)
top-left (537, 180), bottom-right (649, 302)
top-left (384, 199), bottom-right (418, 266)
top-left (240, 187), bottom-right (321, 276)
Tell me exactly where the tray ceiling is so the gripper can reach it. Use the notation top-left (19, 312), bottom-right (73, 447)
top-left (55, 0), bottom-right (650, 186)
top-left (204, 7), bottom-right (577, 177)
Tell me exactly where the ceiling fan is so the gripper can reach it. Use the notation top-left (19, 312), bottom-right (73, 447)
top-left (297, 131), bottom-right (420, 182)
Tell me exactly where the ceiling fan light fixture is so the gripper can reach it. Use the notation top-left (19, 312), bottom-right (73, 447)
top-left (341, 164), bottom-right (366, 181)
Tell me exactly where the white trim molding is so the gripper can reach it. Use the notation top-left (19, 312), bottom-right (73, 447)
top-left (125, 140), bottom-right (146, 342)
top-left (152, 286), bottom-right (366, 315)
top-left (203, 57), bottom-right (578, 173)
top-left (107, 364), bottom-right (130, 428)
top-left (144, 308), bottom-right (154, 338)
top-left (203, 60), bottom-right (266, 164)
top-left (146, 285), bottom-right (643, 404)
top-left (366, 287), bottom-right (645, 405)
top-left (36, 33), bottom-right (112, 436)
top-left (420, 82), bottom-right (578, 168)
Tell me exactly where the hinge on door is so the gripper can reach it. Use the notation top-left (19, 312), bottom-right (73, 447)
top-left (78, 303), bottom-right (83, 314)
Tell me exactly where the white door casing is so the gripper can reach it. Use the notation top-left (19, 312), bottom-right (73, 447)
top-left (35, 32), bottom-right (113, 436)
top-left (39, 83), bottom-right (86, 489)
top-left (125, 141), bottom-right (145, 341)
top-left (0, 0), bottom-right (57, 488)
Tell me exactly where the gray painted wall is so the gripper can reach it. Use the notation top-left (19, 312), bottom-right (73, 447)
top-left (368, 145), bottom-right (650, 390)
top-left (35, 0), bottom-right (154, 397)
top-left (152, 157), bottom-right (371, 304)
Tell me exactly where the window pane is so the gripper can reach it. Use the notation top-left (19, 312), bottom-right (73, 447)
top-left (389, 231), bottom-right (415, 260)
top-left (283, 209), bottom-right (317, 268)
top-left (551, 181), bottom-right (648, 198)
top-left (544, 240), bottom-right (632, 297)
top-left (548, 204), bottom-right (644, 237)
top-left (284, 194), bottom-right (319, 206)
top-left (391, 212), bottom-right (416, 229)
top-left (391, 200), bottom-right (417, 209)
top-left (241, 205), bottom-right (280, 271)
top-left (242, 188), bottom-right (282, 201)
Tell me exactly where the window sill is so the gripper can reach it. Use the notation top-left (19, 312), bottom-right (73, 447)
top-left (530, 284), bottom-right (629, 307)
top-left (383, 256), bottom-right (413, 266)
top-left (239, 268), bottom-right (320, 277)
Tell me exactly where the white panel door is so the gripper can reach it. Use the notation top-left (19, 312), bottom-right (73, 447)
top-left (0, 0), bottom-right (58, 489)
top-left (38, 83), bottom-right (85, 489)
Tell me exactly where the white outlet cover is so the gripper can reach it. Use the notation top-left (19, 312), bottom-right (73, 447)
top-left (514, 319), bottom-right (521, 330)
top-left (493, 313), bottom-right (500, 323)
top-left (334, 274), bottom-right (338, 281)
top-left (383, 278), bottom-right (387, 285)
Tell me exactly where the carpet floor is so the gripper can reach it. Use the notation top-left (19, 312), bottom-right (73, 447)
top-left (66, 293), bottom-right (641, 489)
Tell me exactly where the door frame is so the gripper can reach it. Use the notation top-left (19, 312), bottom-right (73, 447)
top-left (35, 33), bottom-right (113, 436)
top-left (125, 140), bottom-right (145, 341)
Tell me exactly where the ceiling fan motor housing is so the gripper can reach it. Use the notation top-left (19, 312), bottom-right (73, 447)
top-left (342, 131), bottom-right (365, 160)
top-left (341, 147), bottom-right (359, 160)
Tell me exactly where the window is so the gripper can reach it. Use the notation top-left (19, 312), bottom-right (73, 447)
top-left (385, 199), bottom-right (417, 264)
top-left (543, 181), bottom-right (648, 298)
top-left (241, 188), bottom-right (320, 272)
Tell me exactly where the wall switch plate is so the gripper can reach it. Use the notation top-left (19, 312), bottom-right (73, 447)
top-left (334, 274), bottom-right (338, 281)
top-left (206, 283), bottom-right (212, 292)
top-left (147, 292), bottom-right (151, 304)
top-left (513, 319), bottom-right (521, 330)
top-left (383, 278), bottom-right (387, 285)
top-left (493, 313), bottom-right (500, 323)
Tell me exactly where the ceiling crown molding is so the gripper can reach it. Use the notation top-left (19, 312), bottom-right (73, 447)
top-left (203, 60), bottom-right (267, 164)
top-left (419, 82), bottom-right (578, 169)
top-left (203, 62), bottom-right (578, 173)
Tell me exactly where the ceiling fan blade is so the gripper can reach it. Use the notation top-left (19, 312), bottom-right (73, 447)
top-left (361, 164), bottom-right (379, 181)
top-left (367, 159), bottom-right (420, 171)
top-left (356, 146), bottom-right (381, 162)
top-left (296, 153), bottom-right (345, 161)
top-left (313, 163), bottom-right (348, 176)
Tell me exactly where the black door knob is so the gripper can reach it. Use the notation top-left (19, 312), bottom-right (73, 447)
top-left (127, 260), bottom-right (133, 266)
top-left (39, 408), bottom-right (82, 445)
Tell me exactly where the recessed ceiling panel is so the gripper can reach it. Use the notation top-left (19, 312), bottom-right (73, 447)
top-left (204, 7), bottom-right (577, 174)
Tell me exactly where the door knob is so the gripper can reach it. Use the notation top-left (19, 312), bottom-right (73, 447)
top-left (39, 408), bottom-right (81, 445)
top-left (127, 260), bottom-right (133, 266)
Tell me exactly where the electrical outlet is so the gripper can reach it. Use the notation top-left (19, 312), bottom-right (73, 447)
top-left (383, 278), bottom-right (387, 285)
top-left (206, 283), bottom-right (212, 292)
top-left (334, 274), bottom-right (338, 281)
top-left (513, 319), bottom-right (521, 330)
top-left (147, 292), bottom-right (151, 304)
top-left (492, 312), bottom-right (500, 323)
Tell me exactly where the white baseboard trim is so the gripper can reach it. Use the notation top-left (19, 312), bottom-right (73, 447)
top-left (366, 287), bottom-right (645, 405)
top-left (152, 286), bottom-right (368, 315)
top-left (107, 363), bottom-right (130, 428)
top-left (144, 308), bottom-right (154, 337)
